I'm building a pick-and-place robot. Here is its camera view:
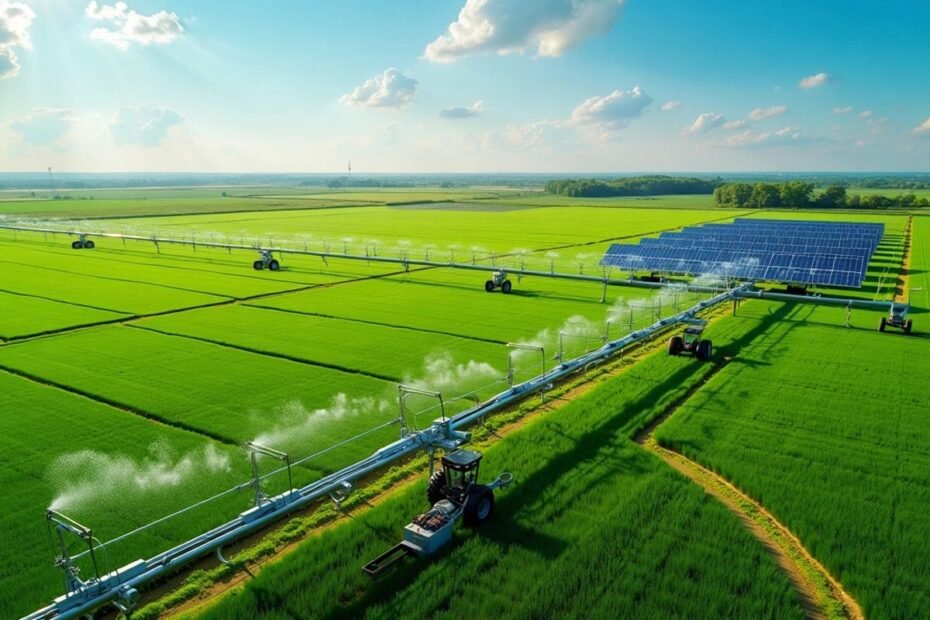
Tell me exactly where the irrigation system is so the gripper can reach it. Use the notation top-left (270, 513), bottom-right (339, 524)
top-left (0, 221), bottom-right (901, 312)
top-left (8, 219), bottom-right (900, 618)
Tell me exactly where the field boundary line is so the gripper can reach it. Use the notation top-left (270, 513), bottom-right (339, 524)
top-left (0, 363), bottom-right (239, 446)
top-left (126, 324), bottom-right (402, 383)
top-left (0, 267), bottom-right (426, 345)
top-left (243, 303), bottom-right (510, 346)
top-left (638, 361), bottom-right (863, 620)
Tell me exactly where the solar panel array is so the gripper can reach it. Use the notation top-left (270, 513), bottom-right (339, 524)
top-left (600, 218), bottom-right (884, 288)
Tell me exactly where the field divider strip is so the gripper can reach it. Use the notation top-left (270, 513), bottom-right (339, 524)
top-left (242, 303), bottom-right (510, 346)
top-left (0, 287), bottom-right (136, 315)
top-left (0, 258), bottom-right (237, 301)
top-left (636, 358), bottom-right (863, 620)
top-left (126, 324), bottom-right (402, 383)
top-left (0, 363), bottom-right (240, 446)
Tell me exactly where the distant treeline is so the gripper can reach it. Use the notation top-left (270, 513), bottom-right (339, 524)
top-left (545, 175), bottom-right (720, 197)
top-left (714, 182), bottom-right (929, 209)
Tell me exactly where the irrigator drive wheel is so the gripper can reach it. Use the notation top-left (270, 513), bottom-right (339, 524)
top-left (696, 339), bottom-right (712, 361)
top-left (268, 259), bottom-right (280, 271)
top-left (905, 319), bottom-right (913, 334)
top-left (668, 335), bottom-right (683, 356)
top-left (253, 260), bottom-right (264, 270)
top-left (879, 317), bottom-right (887, 332)
top-left (484, 280), bottom-right (495, 292)
top-left (501, 280), bottom-right (512, 294)
top-left (71, 239), bottom-right (94, 249)
top-left (83, 239), bottom-right (94, 249)
top-left (426, 470), bottom-right (447, 505)
top-left (463, 485), bottom-right (494, 526)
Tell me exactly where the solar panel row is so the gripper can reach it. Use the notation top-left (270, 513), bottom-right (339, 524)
top-left (599, 218), bottom-right (883, 289)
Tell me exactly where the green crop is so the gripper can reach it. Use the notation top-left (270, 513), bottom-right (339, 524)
top-left (0, 371), bottom-right (251, 620)
top-left (655, 302), bottom-right (930, 619)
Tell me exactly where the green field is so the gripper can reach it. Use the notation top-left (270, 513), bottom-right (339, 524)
top-left (193, 315), bottom-right (809, 620)
top-left (0, 187), bottom-right (923, 619)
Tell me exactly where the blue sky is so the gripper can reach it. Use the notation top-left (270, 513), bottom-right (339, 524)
top-left (1, 0), bottom-right (929, 172)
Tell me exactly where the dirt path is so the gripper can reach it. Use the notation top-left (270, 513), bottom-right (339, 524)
top-left (637, 362), bottom-right (864, 620)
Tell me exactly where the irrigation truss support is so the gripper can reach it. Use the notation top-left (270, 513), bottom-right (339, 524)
top-left (0, 222), bottom-right (729, 297)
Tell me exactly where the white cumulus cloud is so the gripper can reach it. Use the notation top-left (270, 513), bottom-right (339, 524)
top-left (683, 112), bottom-right (725, 135)
top-left (341, 68), bottom-right (418, 109)
top-left (424, 0), bottom-right (624, 63)
top-left (109, 105), bottom-right (183, 146)
top-left (913, 117), bottom-right (930, 135)
top-left (723, 119), bottom-right (746, 129)
top-left (86, 1), bottom-right (183, 50)
top-left (569, 86), bottom-right (651, 128)
top-left (0, 1), bottom-right (36, 79)
top-left (749, 105), bottom-right (787, 120)
top-left (799, 72), bottom-right (831, 89)
top-left (440, 100), bottom-right (484, 119)
top-left (723, 126), bottom-right (811, 148)
top-left (659, 101), bottom-right (681, 112)
top-left (10, 108), bottom-right (76, 146)
top-left (858, 110), bottom-right (873, 119)
top-left (833, 106), bottom-right (853, 114)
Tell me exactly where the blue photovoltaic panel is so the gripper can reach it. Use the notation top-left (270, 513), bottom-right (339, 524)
top-left (599, 218), bottom-right (883, 288)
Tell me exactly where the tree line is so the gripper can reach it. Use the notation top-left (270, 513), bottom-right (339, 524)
top-left (714, 182), bottom-right (929, 209)
top-left (545, 175), bottom-right (719, 197)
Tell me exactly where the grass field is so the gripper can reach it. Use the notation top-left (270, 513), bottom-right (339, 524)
top-left (0, 187), bottom-right (921, 619)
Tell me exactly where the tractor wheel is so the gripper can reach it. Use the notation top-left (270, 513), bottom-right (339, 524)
top-left (253, 260), bottom-right (264, 271)
top-left (426, 470), bottom-right (447, 506)
top-left (696, 339), bottom-right (712, 361)
top-left (83, 240), bottom-right (95, 249)
top-left (71, 240), bottom-right (82, 249)
top-left (501, 280), bottom-right (512, 294)
top-left (268, 259), bottom-right (280, 271)
top-left (484, 280), bottom-right (495, 292)
top-left (463, 485), bottom-right (494, 527)
top-left (905, 319), bottom-right (913, 334)
top-left (668, 335), bottom-right (683, 356)
top-left (879, 317), bottom-right (887, 332)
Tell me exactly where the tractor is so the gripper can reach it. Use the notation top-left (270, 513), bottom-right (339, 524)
top-left (879, 302), bottom-right (913, 334)
top-left (70, 234), bottom-right (95, 250)
top-left (252, 249), bottom-right (280, 271)
top-left (668, 320), bottom-right (713, 361)
top-left (484, 270), bottom-right (513, 293)
top-left (363, 449), bottom-right (512, 576)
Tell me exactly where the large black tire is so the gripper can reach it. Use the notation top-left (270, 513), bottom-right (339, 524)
top-left (71, 240), bottom-right (82, 249)
top-left (668, 335), bottom-right (683, 356)
top-left (696, 340), bottom-right (712, 361)
top-left (484, 280), bottom-right (495, 292)
top-left (905, 319), bottom-right (913, 334)
top-left (426, 470), bottom-right (447, 506)
top-left (462, 485), bottom-right (494, 527)
top-left (879, 317), bottom-right (887, 332)
top-left (253, 260), bottom-right (264, 271)
top-left (83, 240), bottom-right (95, 249)
top-left (268, 259), bottom-right (280, 271)
top-left (501, 280), bottom-right (512, 294)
